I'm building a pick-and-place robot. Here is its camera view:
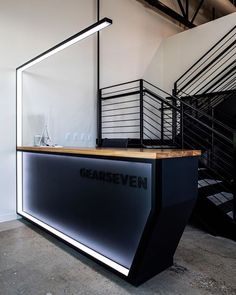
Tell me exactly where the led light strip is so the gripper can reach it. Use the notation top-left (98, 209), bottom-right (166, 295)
top-left (17, 150), bottom-right (129, 275)
top-left (16, 152), bottom-right (23, 212)
top-left (15, 18), bottom-right (129, 276)
top-left (18, 210), bottom-right (129, 276)
top-left (16, 18), bottom-right (112, 147)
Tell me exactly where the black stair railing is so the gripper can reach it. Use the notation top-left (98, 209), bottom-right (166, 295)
top-left (174, 25), bottom-right (236, 97)
top-left (99, 79), bottom-right (182, 148)
top-left (99, 79), bottom-right (236, 222)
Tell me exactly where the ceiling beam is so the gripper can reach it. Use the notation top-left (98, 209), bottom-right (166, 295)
top-left (177, 0), bottom-right (186, 17)
top-left (145, 0), bottom-right (195, 28)
top-left (191, 0), bottom-right (205, 24)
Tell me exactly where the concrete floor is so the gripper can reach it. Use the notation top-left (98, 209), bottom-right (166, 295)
top-left (0, 220), bottom-right (235, 295)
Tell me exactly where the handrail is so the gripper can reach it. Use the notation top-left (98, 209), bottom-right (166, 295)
top-left (143, 79), bottom-right (236, 134)
top-left (145, 88), bottom-right (234, 145)
top-left (99, 78), bottom-right (235, 223)
top-left (175, 25), bottom-right (236, 85)
top-left (101, 79), bottom-right (236, 135)
top-left (177, 40), bottom-right (236, 94)
top-left (100, 79), bottom-right (140, 91)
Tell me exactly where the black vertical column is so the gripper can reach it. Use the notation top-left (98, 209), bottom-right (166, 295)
top-left (233, 132), bottom-right (236, 221)
top-left (97, 0), bottom-right (102, 146)
top-left (140, 79), bottom-right (144, 147)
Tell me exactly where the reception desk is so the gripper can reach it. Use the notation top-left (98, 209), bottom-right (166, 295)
top-left (17, 146), bottom-right (200, 285)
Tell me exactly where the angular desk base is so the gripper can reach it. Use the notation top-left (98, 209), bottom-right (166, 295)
top-left (17, 151), bottom-right (198, 286)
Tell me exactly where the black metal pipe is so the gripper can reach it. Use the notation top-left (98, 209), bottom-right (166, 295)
top-left (16, 17), bottom-right (112, 70)
top-left (97, 0), bottom-right (101, 146)
top-left (178, 40), bottom-right (236, 93)
top-left (175, 25), bottom-right (236, 85)
top-left (234, 132), bottom-right (236, 221)
top-left (101, 90), bottom-right (140, 100)
top-left (140, 80), bottom-right (144, 147)
top-left (145, 0), bottom-right (195, 28)
top-left (101, 79), bottom-right (141, 91)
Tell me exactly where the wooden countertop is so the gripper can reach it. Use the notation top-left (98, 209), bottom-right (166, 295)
top-left (17, 146), bottom-right (201, 160)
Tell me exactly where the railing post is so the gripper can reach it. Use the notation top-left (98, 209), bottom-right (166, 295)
top-left (161, 102), bottom-right (164, 144)
top-left (97, 89), bottom-right (102, 147)
top-left (233, 132), bottom-right (236, 221)
top-left (180, 102), bottom-right (184, 149)
top-left (172, 89), bottom-right (177, 145)
top-left (140, 79), bottom-right (144, 147)
top-left (211, 108), bottom-right (215, 168)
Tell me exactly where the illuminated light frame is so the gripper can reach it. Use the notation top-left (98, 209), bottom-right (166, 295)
top-left (16, 18), bottom-right (130, 277)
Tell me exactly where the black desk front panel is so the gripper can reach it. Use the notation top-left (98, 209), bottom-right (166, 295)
top-left (22, 152), bottom-right (152, 269)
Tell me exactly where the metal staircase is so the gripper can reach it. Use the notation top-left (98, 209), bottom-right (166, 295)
top-left (97, 26), bottom-right (236, 240)
top-left (173, 25), bottom-right (236, 239)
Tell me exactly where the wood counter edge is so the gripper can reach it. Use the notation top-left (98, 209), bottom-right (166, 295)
top-left (17, 146), bottom-right (201, 160)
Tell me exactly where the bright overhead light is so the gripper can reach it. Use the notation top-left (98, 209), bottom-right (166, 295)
top-left (16, 18), bottom-right (119, 274)
top-left (16, 17), bottom-right (112, 147)
top-left (17, 18), bottom-right (112, 72)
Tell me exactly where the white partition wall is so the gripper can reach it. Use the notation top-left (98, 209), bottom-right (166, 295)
top-left (0, 0), bottom-right (181, 222)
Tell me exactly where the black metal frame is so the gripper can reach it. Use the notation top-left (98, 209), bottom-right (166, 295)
top-left (174, 25), bottom-right (236, 96)
top-left (98, 77), bottom-right (236, 223)
top-left (17, 148), bottom-right (198, 285)
top-left (16, 17), bottom-right (112, 71)
top-left (98, 79), bottom-right (183, 148)
top-left (143, 0), bottom-right (206, 28)
top-left (173, 25), bottom-right (236, 223)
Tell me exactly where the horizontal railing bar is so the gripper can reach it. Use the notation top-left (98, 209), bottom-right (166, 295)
top-left (143, 105), bottom-right (160, 120)
top-left (201, 63), bottom-right (236, 94)
top-left (175, 25), bottom-right (236, 84)
top-left (143, 99), bottom-right (160, 112)
top-left (102, 105), bottom-right (139, 112)
top-left (186, 49), bottom-right (236, 94)
top-left (178, 40), bottom-right (236, 93)
top-left (209, 74), bottom-right (236, 94)
top-left (101, 90), bottom-right (140, 100)
top-left (184, 112), bottom-right (233, 144)
top-left (102, 86), bottom-right (140, 96)
top-left (144, 90), bottom-right (180, 112)
top-left (177, 90), bottom-right (236, 133)
top-left (144, 125), bottom-right (159, 138)
top-left (144, 108), bottom-right (174, 130)
top-left (145, 93), bottom-right (162, 106)
top-left (102, 98), bottom-right (139, 107)
top-left (184, 51), bottom-right (236, 95)
top-left (143, 132), bottom-right (172, 146)
top-left (101, 112), bottom-right (140, 118)
top-left (144, 117), bottom-right (172, 136)
top-left (183, 141), bottom-right (233, 186)
top-left (180, 89), bottom-right (236, 99)
top-left (102, 125), bottom-right (140, 129)
top-left (102, 131), bottom-right (140, 134)
top-left (186, 51), bottom-right (236, 94)
top-left (177, 30), bottom-right (236, 88)
top-left (144, 127), bottom-right (173, 144)
top-left (183, 132), bottom-right (233, 177)
top-left (100, 79), bottom-right (141, 91)
top-left (102, 118), bottom-right (140, 124)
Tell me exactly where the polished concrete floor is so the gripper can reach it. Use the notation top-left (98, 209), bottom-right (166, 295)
top-left (0, 219), bottom-right (235, 295)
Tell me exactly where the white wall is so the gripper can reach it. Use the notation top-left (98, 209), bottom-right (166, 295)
top-left (144, 12), bottom-right (236, 93)
top-left (0, 0), bottom-right (96, 222)
top-left (0, 0), bottom-right (181, 222)
top-left (22, 34), bottom-right (97, 147)
top-left (100, 0), bottom-right (181, 88)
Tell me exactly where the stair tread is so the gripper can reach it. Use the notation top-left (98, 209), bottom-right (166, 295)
top-left (198, 179), bottom-right (222, 188)
top-left (227, 211), bottom-right (234, 219)
top-left (207, 192), bottom-right (233, 205)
